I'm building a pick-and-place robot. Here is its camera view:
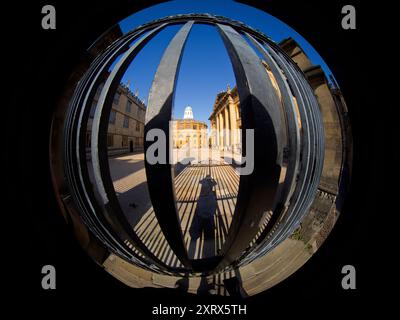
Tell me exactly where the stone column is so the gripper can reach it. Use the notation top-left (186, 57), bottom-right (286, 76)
top-left (216, 114), bottom-right (220, 148)
top-left (236, 105), bottom-right (241, 151)
top-left (224, 106), bottom-right (230, 148)
top-left (228, 96), bottom-right (237, 152)
top-left (219, 112), bottom-right (224, 150)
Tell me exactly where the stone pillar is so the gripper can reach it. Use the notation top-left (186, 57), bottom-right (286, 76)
top-left (228, 96), bottom-right (237, 152)
top-left (219, 112), bottom-right (224, 150)
top-left (224, 106), bottom-right (230, 148)
top-left (236, 105), bottom-right (241, 150)
top-left (216, 114), bottom-right (220, 148)
top-left (210, 121), bottom-right (213, 147)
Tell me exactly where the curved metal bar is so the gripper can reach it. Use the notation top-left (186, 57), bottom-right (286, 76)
top-left (244, 33), bottom-right (300, 210)
top-left (231, 33), bottom-right (303, 259)
top-left (144, 21), bottom-right (195, 269)
top-left (91, 24), bottom-right (179, 271)
top-left (214, 24), bottom-right (286, 270)
top-left (240, 45), bottom-right (314, 263)
top-left (239, 41), bottom-right (324, 265)
top-left (64, 30), bottom-right (162, 271)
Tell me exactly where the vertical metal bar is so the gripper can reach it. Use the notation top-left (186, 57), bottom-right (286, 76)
top-left (215, 24), bottom-right (286, 270)
top-left (144, 21), bottom-right (195, 268)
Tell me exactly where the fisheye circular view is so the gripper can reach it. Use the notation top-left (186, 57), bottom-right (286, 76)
top-left (49, 2), bottom-right (352, 297)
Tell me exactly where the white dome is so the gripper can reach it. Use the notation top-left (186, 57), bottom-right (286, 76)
top-left (183, 106), bottom-right (194, 119)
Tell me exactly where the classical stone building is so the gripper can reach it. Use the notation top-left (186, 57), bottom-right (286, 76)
top-left (209, 86), bottom-right (241, 153)
top-left (172, 106), bottom-right (208, 149)
top-left (86, 82), bottom-right (146, 156)
top-left (208, 61), bottom-right (289, 154)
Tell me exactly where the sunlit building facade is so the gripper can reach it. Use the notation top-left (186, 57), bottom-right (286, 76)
top-left (172, 106), bottom-right (208, 149)
top-left (209, 60), bottom-right (297, 154)
top-left (86, 83), bottom-right (146, 157)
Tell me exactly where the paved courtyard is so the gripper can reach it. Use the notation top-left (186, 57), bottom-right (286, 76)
top-left (100, 152), bottom-right (311, 295)
top-left (108, 152), bottom-right (240, 267)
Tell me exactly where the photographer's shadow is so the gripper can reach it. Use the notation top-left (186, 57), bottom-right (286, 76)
top-left (188, 175), bottom-right (218, 259)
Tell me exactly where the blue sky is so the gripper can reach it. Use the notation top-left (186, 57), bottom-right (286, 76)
top-left (117, 0), bottom-right (334, 124)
